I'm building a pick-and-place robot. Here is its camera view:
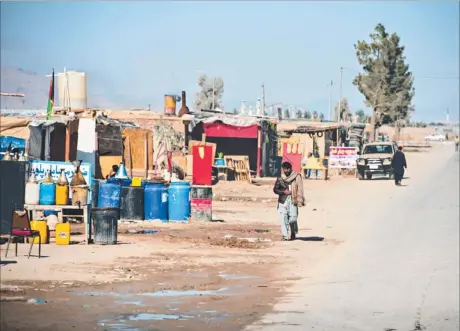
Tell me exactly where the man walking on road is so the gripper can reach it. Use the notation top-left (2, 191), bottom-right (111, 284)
top-left (273, 162), bottom-right (305, 240)
top-left (455, 135), bottom-right (459, 152)
top-left (391, 146), bottom-right (407, 186)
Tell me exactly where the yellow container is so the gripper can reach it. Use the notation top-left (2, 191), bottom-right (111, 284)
top-left (30, 220), bottom-right (49, 244)
top-left (131, 177), bottom-right (142, 187)
top-left (56, 185), bottom-right (69, 205)
top-left (55, 223), bottom-right (71, 245)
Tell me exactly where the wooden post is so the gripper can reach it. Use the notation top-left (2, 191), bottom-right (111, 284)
top-left (144, 133), bottom-right (148, 179)
top-left (256, 127), bottom-right (262, 178)
top-left (201, 133), bottom-right (206, 144)
top-left (127, 136), bottom-right (133, 178)
top-left (65, 127), bottom-right (70, 161)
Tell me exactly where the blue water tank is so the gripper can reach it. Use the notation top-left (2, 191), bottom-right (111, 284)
top-left (39, 183), bottom-right (56, 205)
top-left (168, 181), bottom-right (191, 222)
top-left (97, 183), bottom-right (121, 208)
top-left (144, 183), bottom-right (168, 222)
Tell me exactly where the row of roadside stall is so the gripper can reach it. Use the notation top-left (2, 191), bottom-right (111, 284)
top-left (0, 109), bottom-right (362, 251)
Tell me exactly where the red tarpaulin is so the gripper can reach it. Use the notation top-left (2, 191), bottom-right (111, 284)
top-left (203, 123), bottom-right (258, 139)
top-left (282, 142), bottom-right (302, 173)
top-left (192, 145), bottom-right (213, 186)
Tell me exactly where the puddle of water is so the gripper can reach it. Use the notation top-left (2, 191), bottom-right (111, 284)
top-left (218, 273), bottom-right (259, 280)
top-left (74, 291), bottom-right (132, 298)
top-left (127, 313), bottom-right (192, 321)
top-left (99, 321), bottom-right (141, 331)
top-left (141, 288), bottom-right (229, 297)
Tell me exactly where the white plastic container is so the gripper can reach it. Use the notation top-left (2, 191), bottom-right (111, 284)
top-left (25, 172), bottom-right (40, 205)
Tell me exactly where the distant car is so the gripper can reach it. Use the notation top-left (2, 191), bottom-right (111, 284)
top-left (356, 142), bottom-right (398, 180)
top-left (425, 134), bottom-right (445, 142)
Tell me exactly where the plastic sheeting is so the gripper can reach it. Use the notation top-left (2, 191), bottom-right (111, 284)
top-left (188, 113), bottom-right (260, 132)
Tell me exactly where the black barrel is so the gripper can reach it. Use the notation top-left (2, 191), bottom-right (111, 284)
top-left (120, 186), bottom-right (144, 220)
top-left (92, 207), bottom-right (119, 244)
top-left (91, 180), bottom-right (99, 208)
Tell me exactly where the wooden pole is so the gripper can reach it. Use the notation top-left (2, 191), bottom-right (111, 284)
top-left (144, 133), bottom-right (148, 179)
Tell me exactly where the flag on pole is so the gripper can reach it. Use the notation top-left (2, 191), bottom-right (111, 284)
top-left (46, 69), bottom-right (55, 120)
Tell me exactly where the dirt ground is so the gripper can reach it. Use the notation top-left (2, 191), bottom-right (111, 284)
top-left (0, 147), bottom-right (441, 331)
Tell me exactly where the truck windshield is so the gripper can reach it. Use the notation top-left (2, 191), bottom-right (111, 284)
top-left (363, 145), bottom-right (392, 154)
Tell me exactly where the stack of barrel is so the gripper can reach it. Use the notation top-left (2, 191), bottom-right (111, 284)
top-left (94, 180), bottom-right (194, 236)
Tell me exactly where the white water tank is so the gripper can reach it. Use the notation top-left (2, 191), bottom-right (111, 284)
top-left (57, 71), bottom-right (87, 109)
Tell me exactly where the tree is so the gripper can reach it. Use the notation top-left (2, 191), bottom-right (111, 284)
top-left (319, 113), bottom-right (325, 122)
top-left (284, 108), bottom-right (291, 119)
top-left (295, 109), bottom-right (303, 119)
top-left (334, 98), bottom-right (352, 122)
top-left (355, 109), bottom-right (367, 123)
top-left (195, 74), bottom-right (224, 111)
top-left (303, 110), bottom-right (312, 119)
top-left (353, 23), bottom-right (415, 137)
top-left (312, 111), bottom-right (318, 121)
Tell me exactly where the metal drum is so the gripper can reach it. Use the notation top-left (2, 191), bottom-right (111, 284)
top-left (120, 186), bottom-right (144, 221)
top-left (144, 182), bottom-right (168, 222)
top-left (191, 185), bottom-right (212, 222)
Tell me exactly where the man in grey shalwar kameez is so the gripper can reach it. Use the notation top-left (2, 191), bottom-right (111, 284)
top-left (273, 162), bottom-right (305, 241)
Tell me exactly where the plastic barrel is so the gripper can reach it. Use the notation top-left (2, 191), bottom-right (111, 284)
top-left (97, 183), bottom-right (121, 208)
top-left (39, 183), bottom-right (56, 205)
top-left (107, 177), bottom-right (132, 187)
top-left (92, 207), bottom-right (119, 245)
top-left (91, 181), bottom-right (99, 208)
top-left (168, 181), bottom-right (191, 222)
top-left (144, 183), bottom-right (168, 222)
top-left (191, 185), bottom-right (213, 222)
top-left (55, 185), bottom-right (69, 205)
top-left (120, 186), bottom-right (144, 220)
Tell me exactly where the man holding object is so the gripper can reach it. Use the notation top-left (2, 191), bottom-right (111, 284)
top-left (273, 162), bottom-right (305, 241)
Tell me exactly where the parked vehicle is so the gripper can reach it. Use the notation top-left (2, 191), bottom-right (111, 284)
top-left (356, 142), bottom-right (398, 180)
top-left (424, 134), bottom-right (445, 142)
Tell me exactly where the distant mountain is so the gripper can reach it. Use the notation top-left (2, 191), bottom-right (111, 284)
top-left (0, 67), bottom-right (123, 110)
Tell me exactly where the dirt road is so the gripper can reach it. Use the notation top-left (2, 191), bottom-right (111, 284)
top-left (1, 146), bottom-right (457, 331)
top-left (246, 145), bottom-right (459, 331)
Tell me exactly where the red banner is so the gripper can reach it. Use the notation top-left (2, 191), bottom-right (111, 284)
top-left (204, 123), bottom-right (258, 139)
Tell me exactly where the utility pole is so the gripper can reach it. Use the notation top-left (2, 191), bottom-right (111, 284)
top-left (328, 80), bottom-right (333, 121)
top-left (212, 77), bottom-right (215, 110)
top-left (261, 83), bottom-right (266, 116)
top-left (337, 67), bottom-right (343, 146)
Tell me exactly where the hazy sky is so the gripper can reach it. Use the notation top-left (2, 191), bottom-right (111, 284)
top-left (1, 1), bottom-right (459, 121)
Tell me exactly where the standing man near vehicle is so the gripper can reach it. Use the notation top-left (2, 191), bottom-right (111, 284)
top-left (391, 146), bottom-right (407, 186)
top-left (273, 162), bottom-right (305, 240)
top-left (455, 135), bottom-right (459, 152)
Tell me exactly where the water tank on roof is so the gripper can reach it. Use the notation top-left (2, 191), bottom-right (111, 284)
top-left (57, 71), bottom-right (87, 109)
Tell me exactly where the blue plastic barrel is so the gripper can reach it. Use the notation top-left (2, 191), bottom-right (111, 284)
top-left (168, 181), bottom-right (191, 222)
top-left (107, 177), bottom-right (132, 187)
top-left (144, 183), bottom-right (168, 222)
top-left (39, 183), bottom-right (56, 205)
top-left (97, 183), bottom-right (121, 208)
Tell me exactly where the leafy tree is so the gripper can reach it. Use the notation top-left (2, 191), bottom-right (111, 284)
top-left (353, 23), bottom-right (415, 132)
top-left (195, 74), bottom-right (224, 111)
top-left (303, 110), bottom-right (312, 119)
top-left (319, 113), bottom-right (325, 121)
top-left (334, 98), bottom-right (352, 121)
top-left (295, 109), bottom-right (303, 119)
top-left (312, 111), bottom-right (318, 121)
top-left (284, 108), bottom-right (290, 119)
top-left (355, 109), bottom-right (366, 123)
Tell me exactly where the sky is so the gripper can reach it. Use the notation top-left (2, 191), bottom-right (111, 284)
top-left (1, 1), bottom-right (459, 122)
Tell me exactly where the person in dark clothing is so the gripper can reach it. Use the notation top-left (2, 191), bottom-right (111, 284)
top-left (391, 146), bottom-right (407, 186)
top-left (273, 162), bottom-right (305, 240)
top-left (105, 165), bottom-right (119, 180)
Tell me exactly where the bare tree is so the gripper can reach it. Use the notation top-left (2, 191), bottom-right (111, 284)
top-left (194, 74), bottom-right (224, 111)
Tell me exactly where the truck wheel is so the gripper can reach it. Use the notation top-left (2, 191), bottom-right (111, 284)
top-left (358, 172), bottom-right (364, 180)
top-left (388, 173), bottom-right (394, 180)
top-left (366, 173), bottom-right (372, 180)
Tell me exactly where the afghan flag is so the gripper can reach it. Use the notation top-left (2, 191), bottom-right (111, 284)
top-left (46, 69), bottom-right (55, 120)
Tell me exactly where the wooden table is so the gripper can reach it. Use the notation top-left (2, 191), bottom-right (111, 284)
top-left (24, 204), bottom-right (91, 245)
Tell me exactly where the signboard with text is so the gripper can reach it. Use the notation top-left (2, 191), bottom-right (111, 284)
top-left (328, 147), bottom-right (359, 169)
top-left (29, 160), bottom-right (92, 186)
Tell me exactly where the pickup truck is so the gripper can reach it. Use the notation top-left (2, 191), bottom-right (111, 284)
top-left (356, 142), bottom-right (398, 180)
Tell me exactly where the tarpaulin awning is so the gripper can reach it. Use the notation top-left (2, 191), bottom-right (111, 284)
top-left (204, 122), bottom-right (258, 139)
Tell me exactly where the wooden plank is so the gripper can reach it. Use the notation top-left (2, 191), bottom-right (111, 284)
top-left (188, 140), bottom-right (216, 164)
top-left (122, 128), bottom-right (153, 170)
top-left (99, 155), bottom-right (123, 179)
